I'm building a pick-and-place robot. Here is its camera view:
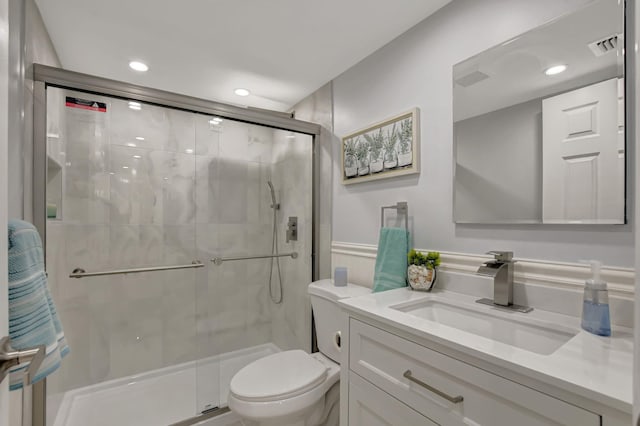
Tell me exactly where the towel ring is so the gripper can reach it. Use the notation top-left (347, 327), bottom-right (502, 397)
top-left (380, 202), bottom-right (408, 232)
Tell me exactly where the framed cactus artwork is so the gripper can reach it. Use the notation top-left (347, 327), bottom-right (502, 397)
top-left (341, 108), bottom-right (419, 185)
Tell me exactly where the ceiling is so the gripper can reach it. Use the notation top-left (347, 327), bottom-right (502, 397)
top-left (35, 0), bottom-right (451, 112)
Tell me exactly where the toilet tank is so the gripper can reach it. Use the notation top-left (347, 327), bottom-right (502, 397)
top-left (308, 279), bottom-right (371, 363)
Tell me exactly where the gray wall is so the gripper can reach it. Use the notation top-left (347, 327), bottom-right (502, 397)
top-left (8, 0), bottom-right (60, 221)
top-left (332, 0), bottom-right (635, 267)
top-left (454, 98), bottom-right (542, 223)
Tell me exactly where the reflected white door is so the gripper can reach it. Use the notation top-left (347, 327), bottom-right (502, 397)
top-left (542, 78), bottom-right (623, 223)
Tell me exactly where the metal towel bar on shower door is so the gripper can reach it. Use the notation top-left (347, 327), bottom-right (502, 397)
top-left (69, 261), bottom-right (205, 278)
top-left (211, 252), bottom-right (298, 265)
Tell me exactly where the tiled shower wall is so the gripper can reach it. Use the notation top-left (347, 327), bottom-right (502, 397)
top-left (269, 131), bottom-right (313, 352)
top-left (45, 87), bottom-right (313, 396)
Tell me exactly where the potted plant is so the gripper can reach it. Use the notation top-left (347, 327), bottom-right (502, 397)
top-left (355, 138), bottom-right (370, 176)
top-left (364, 129), bottom-right (384, 173)
top-left (407, 249), bottom-right (441, 291)
top-left (383, 124), bottom-right (398, 169)
top-left (344, 137), bottom-right (358, 178)
top-left (397, 117), bottom-right (413, 167)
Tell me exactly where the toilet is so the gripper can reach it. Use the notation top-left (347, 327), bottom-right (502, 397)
top-left (227, 279), bottom-right (370, 426)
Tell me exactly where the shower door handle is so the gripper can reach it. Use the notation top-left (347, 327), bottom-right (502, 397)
top-left (0, 336), bottom-right (46, 386)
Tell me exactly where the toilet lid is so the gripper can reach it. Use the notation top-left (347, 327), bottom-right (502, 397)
top-left (230, 350), bottom-right (327, 402)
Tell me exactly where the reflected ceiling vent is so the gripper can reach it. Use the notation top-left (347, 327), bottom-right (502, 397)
top-left (455, 70), bottom-right (489, 87)
top-left (588, 34), bottom-right (620, 57)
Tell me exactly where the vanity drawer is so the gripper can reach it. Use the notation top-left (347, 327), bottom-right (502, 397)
top-left (349, 371), bottom-right (437, 426)
top-left (349, 319), bottom-right (600, 426)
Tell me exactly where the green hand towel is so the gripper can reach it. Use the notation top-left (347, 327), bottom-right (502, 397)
top-left (372, 227), bottom-right (409, 293)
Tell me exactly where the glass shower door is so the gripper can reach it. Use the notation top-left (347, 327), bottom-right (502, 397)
top-left (44, 88), bottom-right (211, 425)
top-left (194, 118), bottom-right (314, 412)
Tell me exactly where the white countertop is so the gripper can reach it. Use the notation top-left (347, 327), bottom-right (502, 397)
top-left (338, 287), bottom-right (633, 413)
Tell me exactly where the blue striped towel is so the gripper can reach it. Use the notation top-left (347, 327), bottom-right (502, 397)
top-left (8, 219), bottom-right (69, 390)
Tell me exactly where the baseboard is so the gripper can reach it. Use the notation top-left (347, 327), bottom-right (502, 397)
top-left (331, 241), bottom-right (635, 299)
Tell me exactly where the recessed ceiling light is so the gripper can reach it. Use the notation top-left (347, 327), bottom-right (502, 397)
top-left (109, 172), bottom-right (115, 175)
top-left (128, 101), bottom-right (142, 110)
top-left (122, 166), bottom-right (129, 169)
top-left (185, 149), bottom-right (194, 154)
top-left (132, 155), bottom-right (142, 159)
top-left (135, 136), bottom-right (145, 141)
top-left (544, 65), bottom-right (567, 76)
top-left (127, 143), bottom-right (137, 147)
top-left (234, 88), bottom-right (250, 97)
top-left (129, 61), bottom-right (148, 72)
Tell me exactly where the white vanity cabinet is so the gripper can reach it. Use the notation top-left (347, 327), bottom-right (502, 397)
top-left (342, 317), bottom-right (624, 426)
top-left (349, 372), bottom-right (437, 426)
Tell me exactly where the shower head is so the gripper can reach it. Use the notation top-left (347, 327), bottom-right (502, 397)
top-left (267, 181), bottom-right (279, 210)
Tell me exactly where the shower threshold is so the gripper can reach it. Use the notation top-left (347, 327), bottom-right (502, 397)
top-left (48, 343), bottom-right (280, 426)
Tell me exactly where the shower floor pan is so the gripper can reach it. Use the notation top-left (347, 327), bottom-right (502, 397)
top-left (49, 343), bottom-right (280, 426)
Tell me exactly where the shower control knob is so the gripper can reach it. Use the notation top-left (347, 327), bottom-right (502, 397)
top-left (286, 217), bottom-right (298, 242)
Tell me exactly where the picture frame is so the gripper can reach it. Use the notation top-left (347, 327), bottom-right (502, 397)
top-left (341, 108), bottom-right (419, 185)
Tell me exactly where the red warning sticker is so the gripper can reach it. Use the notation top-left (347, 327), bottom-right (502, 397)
top-left (65, 96), bottom-right (107, 112)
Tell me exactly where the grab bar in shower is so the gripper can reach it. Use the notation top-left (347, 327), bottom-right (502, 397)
top-left (211, 252), bottom-right (298, 265)
top-left (69, 261), bottom-right (205, 278)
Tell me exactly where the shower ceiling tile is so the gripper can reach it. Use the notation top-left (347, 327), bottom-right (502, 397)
top-left (35, 0), bottom-right (451, 111)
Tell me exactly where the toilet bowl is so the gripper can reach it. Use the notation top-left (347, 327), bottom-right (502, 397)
top-left (227, 279), bottom-right (370, 426)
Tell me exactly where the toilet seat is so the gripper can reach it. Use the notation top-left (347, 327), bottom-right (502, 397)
top-left (230, 350), bottom-right (327, 402)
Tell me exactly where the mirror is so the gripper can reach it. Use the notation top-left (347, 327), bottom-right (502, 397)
top-left (453, 0), bottom-right (625, 224)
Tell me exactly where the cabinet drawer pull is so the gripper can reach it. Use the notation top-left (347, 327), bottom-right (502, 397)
top-left (403, 370), bottom-right (464, 404)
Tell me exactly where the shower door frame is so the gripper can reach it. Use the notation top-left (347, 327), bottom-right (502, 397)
top-left (31, 64), bottom-right (322, 426)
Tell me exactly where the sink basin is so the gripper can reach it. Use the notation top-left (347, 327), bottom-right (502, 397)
top-left (391, 299), bottom-right (577, 355)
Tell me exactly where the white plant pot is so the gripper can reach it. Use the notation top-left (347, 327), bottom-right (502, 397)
top-left (345, 166), bottom-right (358, 177)
top-left (398, 151), bottom-right (412, 167)
top-left (407, 265), bottom-right (437, 291)
top-left (370, 160), bottom-right (383, 173)
top-left (358, 159), bottom-right (370, 175)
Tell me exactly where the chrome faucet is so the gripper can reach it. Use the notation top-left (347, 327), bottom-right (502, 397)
top-left (476, 251), bottom-right (532, 313)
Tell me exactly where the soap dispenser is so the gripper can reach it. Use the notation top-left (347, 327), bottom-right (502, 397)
top-left (581, 260), bottom-right (611, 336)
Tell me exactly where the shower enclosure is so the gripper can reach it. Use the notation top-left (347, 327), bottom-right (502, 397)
top-left (33, 65), bottom-right (319, 426)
